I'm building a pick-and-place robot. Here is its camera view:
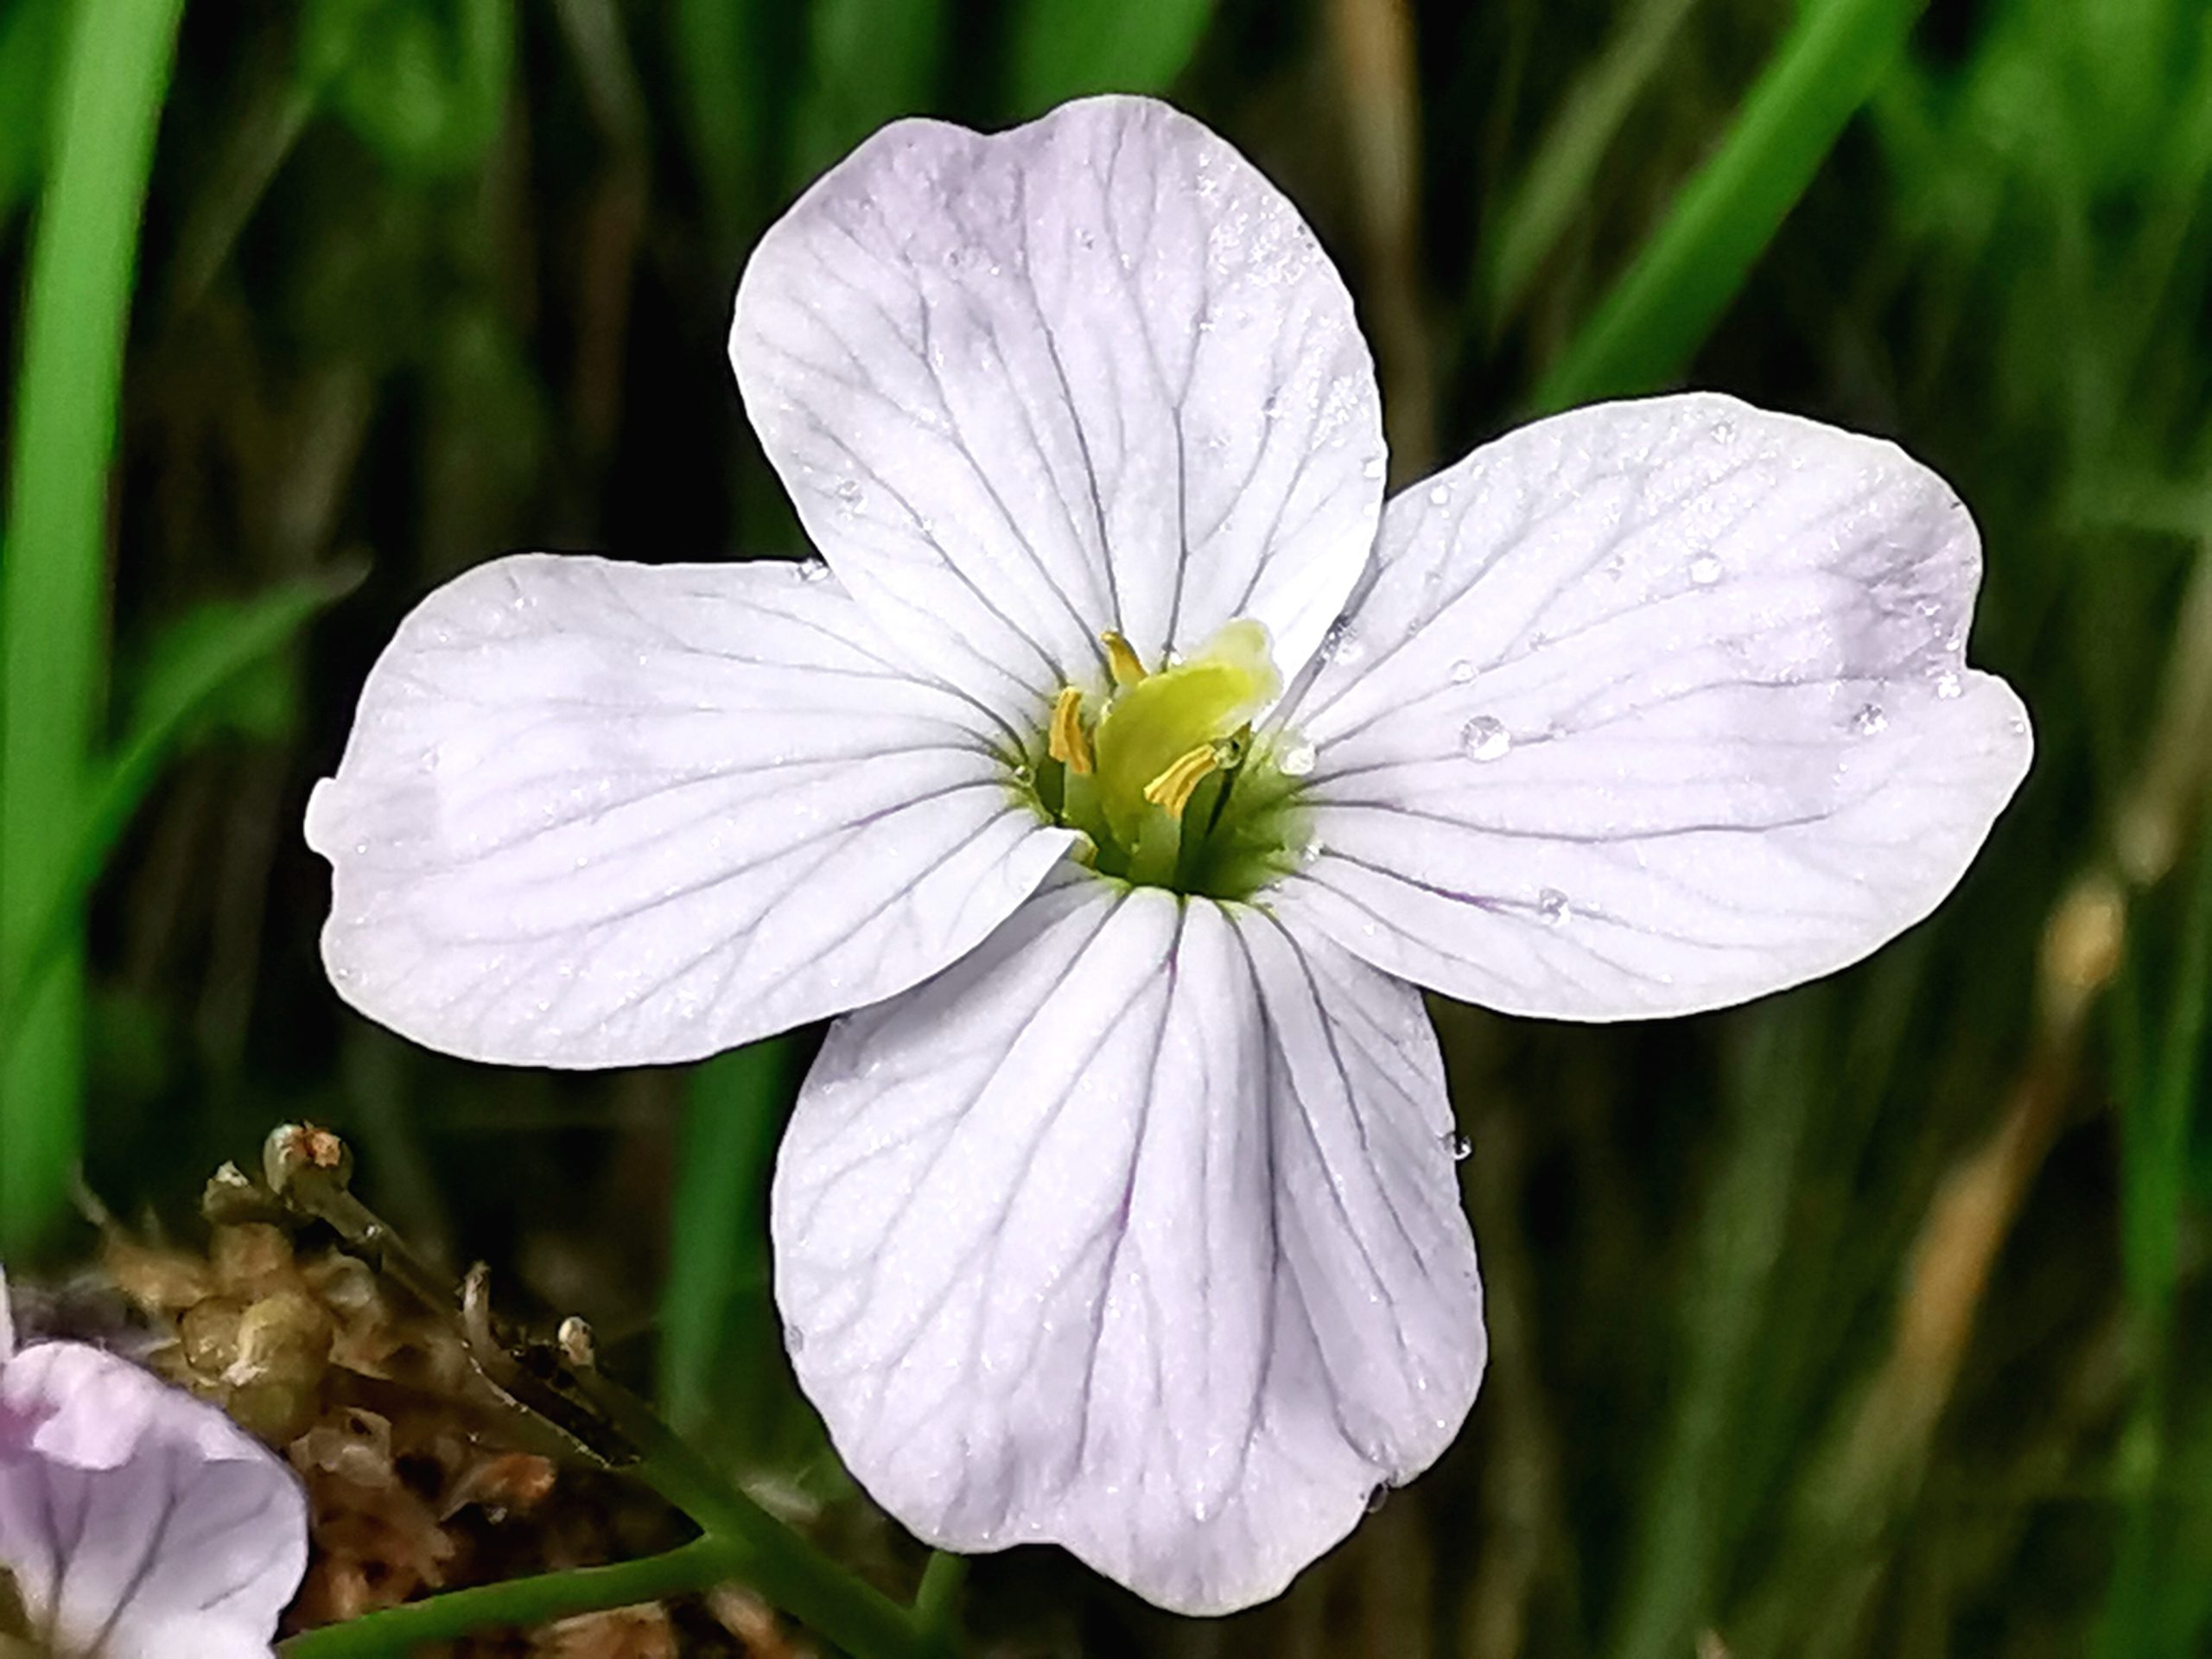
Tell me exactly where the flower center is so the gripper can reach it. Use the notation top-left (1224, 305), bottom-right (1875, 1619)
top-left (1022, 619), bottom-right (1312, 898)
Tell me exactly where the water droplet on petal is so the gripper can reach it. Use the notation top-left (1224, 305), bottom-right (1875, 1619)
top-left (1934, 669), bottom-right (1962, 701)
top-left (1460, 715), bottom-right (1511, 761)
top-left (1851, 702), bottom-right (1888, 736)
top-left (1278, 740), bottom-right (1317, 777)
top-left (1537, 887), bottom-right (1571, 925)
top-left (1711, 416), bottom-right (1736, 442)
top-left (1363, 454), bottom-right (1387, 480)
top-left (1688, 554), bottom-right (1724, 586)
top-left (1366, 1483), bottom-right (1390, 1515)
top-left (1298, 840), bottom-right (1324, 868)
top-left (1450, 659), bottom-right (1476, 684)
top-left (1440, 1129), bottom-right (1472, 1161)
top-left (798, 557), bottom-right (830, 583)
top-left (1012, 763), bottom-right (1035, 786)
top-left (1427, 482), bottom-right (1452, 506)
top-left (834, 478), bottom-right (863, 505)
top-left (784, 1323), bottom-right (804, 1354)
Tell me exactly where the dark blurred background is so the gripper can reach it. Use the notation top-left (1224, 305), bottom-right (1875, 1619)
top-left (3, 0), bottom-right (2209, 1654)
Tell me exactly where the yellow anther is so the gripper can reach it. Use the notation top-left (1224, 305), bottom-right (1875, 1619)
top-left (1047, 685), bottom-right (1094, 774)
top-left (1101, 630), bottom-right (1147, 688)
top-left (1141, 742), bottom-right (1224, 818)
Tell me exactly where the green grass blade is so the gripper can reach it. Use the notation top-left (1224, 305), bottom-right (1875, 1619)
top-left (1007, 0), bottom-right (1214, 117)
top-left (1481, 0), bottom-right (1702, 325)
top-left (300, 0), bottom-right (512, 180)
top-left (0, 0), bottom-right (64, 227)
top-left (1607, 1003), bottom-right (1817, 1659)
top-left (2097, 814), bottom-right (2212, 1658)
top-left (0, 568), bottom-right (362, 1046)
top-left (0, 0), bottom-right (188, 1253)
top-left (671, 0), bottom-right (770, 242)
top-left (1529, 0), bottom-right (1923, 413)
top-left (658, 1038), bottom-right (797, 1445)
top-left (790, 0), bottom-right (944, 187)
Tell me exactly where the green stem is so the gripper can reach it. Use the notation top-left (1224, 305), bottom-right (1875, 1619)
top-left (0, 0), bottom-right (188, 1251)
top-left (914, 1551), bottom-right (967, 1635)
top-left (565, 1365), bottom-right (938, 1657)
top-left (1529, 0), bottom-right (1920, 412)
top-left (658, 1040), bottom-right (792, 1444)
top-left (278, 1537), bottom-right (743, 1658)
top-left (266, 1130), bottom-right (953, 1659)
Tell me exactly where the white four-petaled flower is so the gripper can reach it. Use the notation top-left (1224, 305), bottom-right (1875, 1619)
top-left (0, 1272), bottom-right (308, 1657)
top-left (305, 96), bottom-right (2031, 1612)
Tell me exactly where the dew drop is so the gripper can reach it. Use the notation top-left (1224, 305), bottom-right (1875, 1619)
top-left (1365, 1483), bottom-right (1390, 1515)
top-left (1851, 702), bottom-right (1889, 736)
top-left (1688, 554), bottom-right (1724, 586)
top-left (1298, 840), bottom-right (1325, 868)
top-left (834, 478), bottom-right (863, 505)
top-left (1460, 715), bottom-right (1511, 762)
top-left (1450, 659), bottom-right (1476, 684)
top-left (1012, 763), bottom-right (1036, 786)
top-left (1362, 454), bottom-right (1388, 480)
top-left (797, 557), bottom-right (831, 583)
top-left (1537, 887), bottom-right (1571, 925)
top-left (1711, 416), bottom-right (1737, 442)
top-left (1440, 1128), bottom-right (1472, 1161)
top-left (784, 1323), bottom-right (804, 1354)
top-left (1934, 668), bottom-right (1962, 701)
top-left (1427, 482), bottom-right (1452, 506)
top-left (1278, 740), bottom-right (1317, 777)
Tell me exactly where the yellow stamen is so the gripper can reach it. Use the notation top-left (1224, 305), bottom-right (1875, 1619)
top-left (1141, 742), bottom-right (1224, 817)
top-left (1101, 630), bottom-right (1147, 688)
top-left (1047, 686), bottom-right (1094, 774)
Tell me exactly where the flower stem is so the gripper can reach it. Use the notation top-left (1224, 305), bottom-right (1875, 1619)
top-left (261, 1127), bottom-right (952, 1659)
top-left (277, 1537), bottom-right (741, 1657)
top-left (562, 1363), bottom-right (936, 1657)
top-left (914, 1550), bottom-right (967, 1634)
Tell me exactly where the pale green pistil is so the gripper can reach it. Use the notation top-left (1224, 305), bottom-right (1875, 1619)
top-left (1028, 619), bottom-right (1311, 898)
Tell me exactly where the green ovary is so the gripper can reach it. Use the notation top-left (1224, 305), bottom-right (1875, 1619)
top-left (1026, 618), bottom-right (1312, 899)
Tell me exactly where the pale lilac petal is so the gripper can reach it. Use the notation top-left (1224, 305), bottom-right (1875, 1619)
top-left (1272, 393), bottom-right (2032, 1018)
top-left (0, 1342), bottom-right (305, 1658)
top-left (772, 872), bottom-right (1484, 1613)
top-left (307, 553), bottom-right (1077, 1067)
top-left (733, 94), bottom-right (1384, 714)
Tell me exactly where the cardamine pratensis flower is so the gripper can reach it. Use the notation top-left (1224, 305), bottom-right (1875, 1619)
top-left (0, 1269), bottom-right (308, 1656)
top-left (306, 97), bottom-right (2030, 1612)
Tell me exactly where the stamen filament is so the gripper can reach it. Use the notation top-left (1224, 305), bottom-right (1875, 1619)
top-left (1047, 686), bottom-right (1093, 773)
